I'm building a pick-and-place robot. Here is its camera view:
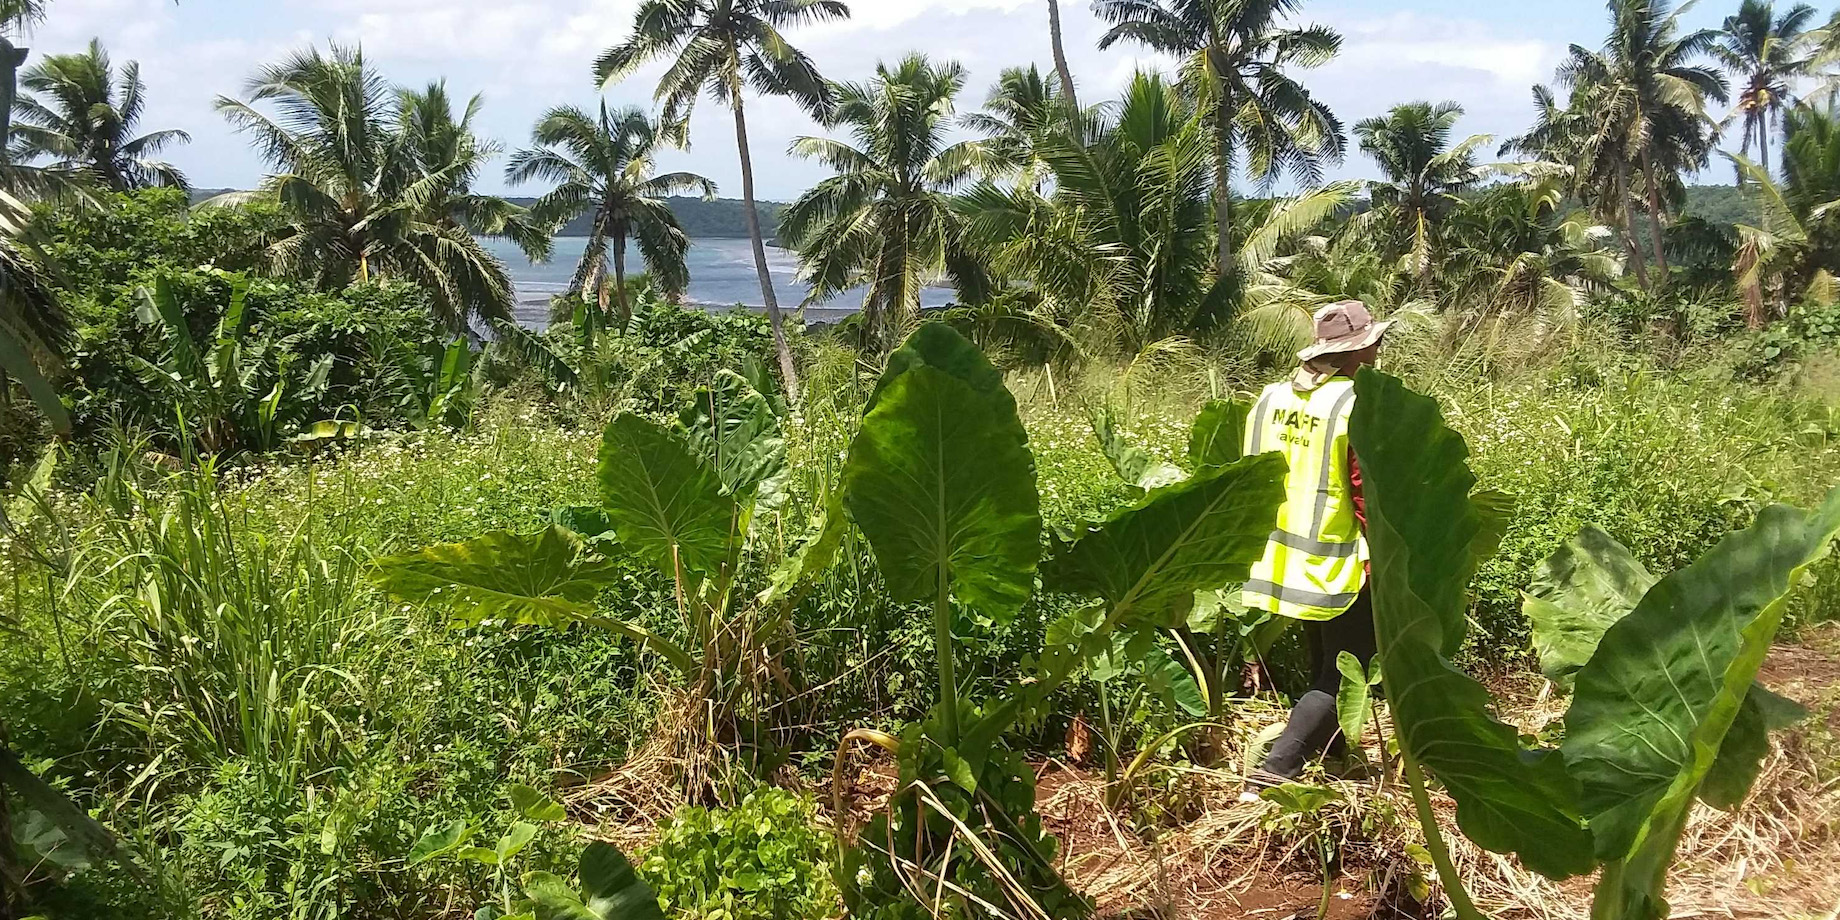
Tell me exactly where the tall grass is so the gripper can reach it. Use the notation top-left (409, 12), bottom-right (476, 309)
top-left (70, 460), bottom-right (383, 788)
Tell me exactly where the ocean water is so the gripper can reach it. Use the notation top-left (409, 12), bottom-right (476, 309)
top-left (481, 236), bottom-right (955, 329)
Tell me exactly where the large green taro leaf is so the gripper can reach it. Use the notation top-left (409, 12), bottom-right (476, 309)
top-left (1563, 490), bottom-right (1840, 883)
top-left (1524, 526), bottom-right (1659, 689)
top-left (1034, 454), bottom-right (1283, 700)
top-left (1350, 368), bottom-right (1595, 880)
top-left (1700, 684), bottom-right (1807, 810)
top-left (1043, 454), bottom-right (1285, 626)
top-left (1186, 398), bottom-right (1249, 469)
top-left (844, 327), bottom-right (1040, 619)
top-left (679, 369), bottom-right (789, 511)
top-left (369, 525), bottom-right (619, 628)
top-left (866, 321), bottom-right (1015, 415)
top-left (597, 413), bottom-right (737, 577)
top-left (1523, 525), bottom-right (1806, 818)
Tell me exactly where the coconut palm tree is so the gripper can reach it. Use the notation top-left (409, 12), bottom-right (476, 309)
top-left (1557, 0), bottom-right (1728, 281)
top-left (507, 102), bottom-right (715, 326)
top-left (781, 55), bottom-right (993, 352)
top-left (1439, 177), bottom-right (1622, 316)
top-left (958, 71), bottom-right (1351, 355)
top-left (1093, 0), bottom-right (1344, 283)
top-left (0, 0), bottom-right (45, 158)
top-left (397, 82), bottom-right (551, 265)
top-left (10, 39), bottom-right (188, 189)
top-left (1712, 0), bottom-right (1817, 177)
top-left (595, 0), bottom-right (851, 401)
top-left (1354, 101), bottom-right (1496, 292)
top-left (962, 66), bottom-right (1069, 186)
top-left (1729, 102), bottom-right (1840, 324)
top-left (1503, 82), bottom-right (1660, 287)
top-left (213, 44), bottom-right (524, 332)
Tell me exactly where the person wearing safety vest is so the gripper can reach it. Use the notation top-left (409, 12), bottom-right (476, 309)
top-left (1245, 300), bottom-right (1391, 783)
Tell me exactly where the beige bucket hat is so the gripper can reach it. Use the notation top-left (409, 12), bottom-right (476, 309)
top-left (1296, 300), bottom-right (1392, 362)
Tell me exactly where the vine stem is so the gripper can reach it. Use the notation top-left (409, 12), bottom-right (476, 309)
top-left (1401, 750), bottom-right (1488, 920)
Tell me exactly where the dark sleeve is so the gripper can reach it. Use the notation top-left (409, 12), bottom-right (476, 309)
top-left (1347, 443), bottom-right (1366, 533)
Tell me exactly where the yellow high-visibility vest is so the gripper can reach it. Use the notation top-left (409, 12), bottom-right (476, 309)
top-left (1240, 376), bottom-right (1366, 620)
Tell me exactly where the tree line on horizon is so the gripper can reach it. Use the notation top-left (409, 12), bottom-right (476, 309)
top-left (1, 0), bottom-right (1839, 401)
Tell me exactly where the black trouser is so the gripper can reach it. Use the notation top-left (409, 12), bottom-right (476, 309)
top-left (1260, 587), bottom-right (1377, 778)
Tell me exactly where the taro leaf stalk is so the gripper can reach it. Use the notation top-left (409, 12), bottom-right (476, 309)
top-left (1349, 366), bottom-right (1840, 920)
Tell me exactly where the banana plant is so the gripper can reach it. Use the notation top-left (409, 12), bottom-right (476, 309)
top-left (393, 337), bottom-right (477, 429)
top-left (370, 367), bottom-right (819, 763)
top-left (1348, 367), bottom-right (1840, 920)
top-left (129, 271), bottom-right (333, 455)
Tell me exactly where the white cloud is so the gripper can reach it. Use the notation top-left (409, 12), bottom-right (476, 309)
top-left (19, 0), bottom-right (1579, 197)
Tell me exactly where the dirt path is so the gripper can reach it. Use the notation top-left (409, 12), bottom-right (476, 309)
top-left (1037, 627), bottom-right (1840, 919)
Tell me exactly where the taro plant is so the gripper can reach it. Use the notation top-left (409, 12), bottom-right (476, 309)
top-left (835, 324), bottom-right (1075, 919)
top-left (835, 325), bottom-right (1284, 917)
top-left (412, 791), bottom-right (667, 920)
top-left (1348, 367), bottom-right (1840, 920)
top-left (1072, 397), bottom-right (1287, 744)
top-left (407, 784), bottom-right (571, 920)
top-left (370, 366), bottom-right (832, 785)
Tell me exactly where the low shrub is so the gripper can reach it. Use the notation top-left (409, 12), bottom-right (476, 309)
top-left (639, 787), bottom-right (837, 920)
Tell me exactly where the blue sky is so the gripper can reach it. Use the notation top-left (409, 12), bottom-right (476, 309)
top-left (25, 0), bottom-right (1739, 199)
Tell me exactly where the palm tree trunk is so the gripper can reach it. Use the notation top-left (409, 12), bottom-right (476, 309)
top-left (1736, 116), bottom-right (1754, 184)
top-left (0, 37), bottom-right (25, 158)
top-left (1618, 162), bottom-right (1650, 289)
top-left (1212, 97), bottom-right (1236, 284)
top-left (1758, 112), bottom-right (1771, 178)
top-left (611, 230), bottom-right (631, 329)
top-left (730, 93), bottom-right (801, 403)
top-left (1046, 0), bottom-right (1078, 113)
top-left (1639, 146), bottom-right (1670, 278)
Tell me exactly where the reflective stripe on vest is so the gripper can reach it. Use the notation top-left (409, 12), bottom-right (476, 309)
top-left (1240, 377), bottom-right (1366, 620)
